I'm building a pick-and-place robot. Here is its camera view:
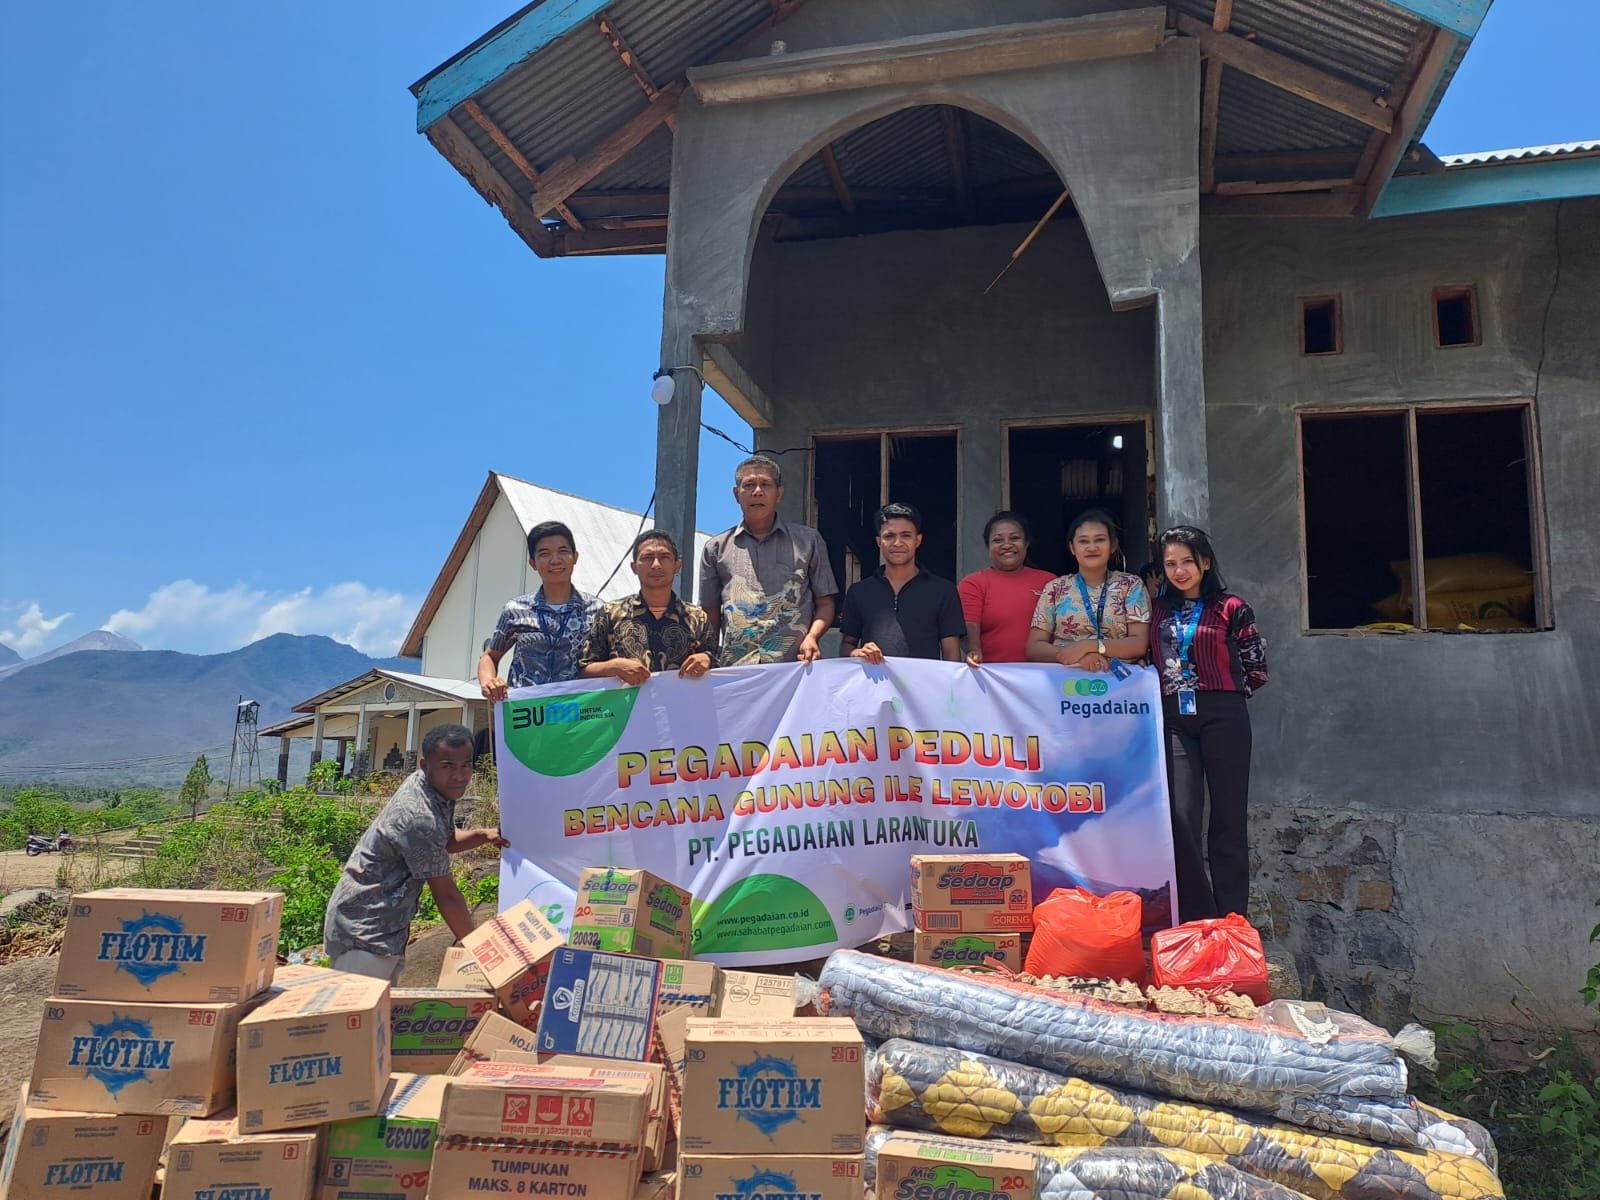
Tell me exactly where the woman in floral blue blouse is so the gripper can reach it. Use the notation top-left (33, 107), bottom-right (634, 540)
top-left (1026, 509), bottom-right (1151, 673)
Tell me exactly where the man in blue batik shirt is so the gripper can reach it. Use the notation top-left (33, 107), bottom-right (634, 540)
top-left (479, 520), bottom-right (600, 700)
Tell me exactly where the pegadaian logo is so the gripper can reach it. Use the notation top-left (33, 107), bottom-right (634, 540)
top-left (68, 1014), bottom-right (175, 1096)
top-left (716, 1056), bottom-right (822, 1137)
top-left (97, 912), bottom-right (207, 988)
top-left (716, 1166), bottom-right (822, 1199)
top-left (1061, 678), bottom-right (1110, 697)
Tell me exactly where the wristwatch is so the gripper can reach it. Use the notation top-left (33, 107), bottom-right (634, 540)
top-left (1096, 638), bottom-right (1107, 654)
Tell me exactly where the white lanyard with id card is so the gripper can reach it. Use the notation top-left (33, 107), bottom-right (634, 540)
top-left (1175, 599), bottom-right (1204, 715)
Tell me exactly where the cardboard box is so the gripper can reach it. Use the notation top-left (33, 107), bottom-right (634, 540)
top-left (635, 1173), bottom-right (676, 1199)
top-left (538, 1056), bottom-right (668, 1174)
top-left (874, 1132), bottom-right (1040, 1200)
top-left (461, 900), bottom-right (563, 1025)
top-left (0, 1084), bottom-right (165, 1200)
top-left (427, 1136), bottom-right (641, 1200)
top-left (910, 853), bottom-right (1034, 932)
top-left (164, 1112), bottom-right (319, 1200)
top-left (236, 974), bottom-right (389, 1131)
top-left (316, 1073), bottom-right (446, 1200)
top-left (680, 1018), bottom-right (864, 1155)
top-left (389, 988), bottom-right (496, 1074)
top-left (438, 1062), bottom-right (650, 1148)
top-left (717, 970), bottom-right (796, 1019)
top-left (30, 997), bottom-right (249, 1116)
top-left (677, 1154), bottom-right (863, 1200)
top-left (569, 867), bottom-right (694, 959)
top-left (535, 947), bottom-right (662, 1061)
top-left (447, 1010), bottom-right (540, 1075)
top-left (53, 888), bottom-right (280, 1003)
top-left (272, 963), bottom-right (340, 990)
top-left (657, 959), bottom-right (720, 1015)
top-left (912, 930), bottom-right (1025, 970)
top-left (436, 946), bottom-right (492, 991)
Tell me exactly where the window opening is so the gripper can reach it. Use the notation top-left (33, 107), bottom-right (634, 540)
top-left (1300, 403), bottom-right (1542, 632)
top-left (1300, 296), bottom-right (1342, 355)
top-left (1007, 422), bottom-right (1149, 576)
top-left (1434, 286), bottom-right (1478, 347)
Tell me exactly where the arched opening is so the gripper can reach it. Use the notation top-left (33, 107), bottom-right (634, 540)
top-left (737, 104), bottom-right (1156, 589)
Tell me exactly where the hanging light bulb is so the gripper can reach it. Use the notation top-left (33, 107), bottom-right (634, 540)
top-left (650, 374), bottom-right (676, 406)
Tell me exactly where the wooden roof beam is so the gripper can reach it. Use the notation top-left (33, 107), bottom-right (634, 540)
top-left (424, 115), bottom-right (554, 257)
top-left (529, 84), bottom-right (683, 219)
top-left (461, 99), bottom-right (584, 231)
top-left (1359, 27), bottom-right (1459, 216)
top-left (1198, 0), bottom-right (1233, 195)
top-left (595, 14), bottom-right (676, 132)
top-left (1174, 14), bottom-right (1393, 133)
top-left (940, 107), bottom-right (975, 222)
top-left (819, 145), bottom-right (856, 216)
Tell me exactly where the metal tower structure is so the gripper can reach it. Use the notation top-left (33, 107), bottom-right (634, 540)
top-left (225, 697), bottom-right (261, 798)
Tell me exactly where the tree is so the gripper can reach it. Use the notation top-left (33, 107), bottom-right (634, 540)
top-left (180, 754), bottom-right (211, 820)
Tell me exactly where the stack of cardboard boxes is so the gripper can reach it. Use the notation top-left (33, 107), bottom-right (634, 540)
top-left (676, 1019), bottom-right (866, 1200)
top-left (909, 853), bottom-right (1034, 971)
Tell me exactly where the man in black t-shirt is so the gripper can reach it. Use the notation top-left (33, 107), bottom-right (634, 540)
top-left (840, 502), bottom-right (967, 662)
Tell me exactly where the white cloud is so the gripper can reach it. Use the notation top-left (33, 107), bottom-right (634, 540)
top-left (105, 579), bottom-right (416, 657)
top-left (0, 602), bottom-right (74, 655)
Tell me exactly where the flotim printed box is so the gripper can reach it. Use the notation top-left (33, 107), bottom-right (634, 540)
top-left (912, 931), bottom-right (1025, 971)
top-left (461, 899), bottom-right (564, 1025)
top-left (430, 1066), bottom-right (649, 1200)
top-left (679, 1018), bottom-right (864, 1155)
top-left (677, 1154), bottom-right (864, 1200)
top-left (569, 867), bottom-right (694, 959)
top-left (53, 888), bottom-right (280, 1003)
top-left (535, 947), bottom-right (662, 1061)
top-left (873, 1133), bottom-right (1039, 1200)
top-left (30, 998), bottom-right (248, 1116)
top-left (317, 1073), bottom-right (446, 1200)
top-left (0, 1083), bottom-right (164, 1200)
top-left (236, 974), bottom-right (389, 1132)
top-left (389, 989), bottom-right (496, 1074)
top-left (910, 853), bottom-right (1034, 932)
top-left (435, 946), bottom-right (492, 991)
top-left (164, 1112), bottom-right (320, 1200)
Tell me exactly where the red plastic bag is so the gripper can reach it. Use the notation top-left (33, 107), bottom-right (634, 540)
top-left (1150, 914), bottom-right (1270, 1003)
top-left (1023, 887), bottom-right (1146, 984)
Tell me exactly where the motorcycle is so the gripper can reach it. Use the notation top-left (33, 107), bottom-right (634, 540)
top-left (24, 832), bottom-right (75, 856)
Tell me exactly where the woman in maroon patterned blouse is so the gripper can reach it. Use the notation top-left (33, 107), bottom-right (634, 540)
top-left (1151, 526), bottom-right (1269, 923)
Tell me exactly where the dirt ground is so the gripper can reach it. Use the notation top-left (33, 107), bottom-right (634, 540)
top-left (0, 849), bottom-right (71, 891)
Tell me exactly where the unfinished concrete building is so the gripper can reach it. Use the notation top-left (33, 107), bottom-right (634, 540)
top-left (411, 1), bottom-right (1599, 1031)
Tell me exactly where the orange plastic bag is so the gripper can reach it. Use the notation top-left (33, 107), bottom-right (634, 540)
top-left (1023, 887), bottom-right (1146, 984)
top-left (1150, 914), bottom-right (1270, 1003)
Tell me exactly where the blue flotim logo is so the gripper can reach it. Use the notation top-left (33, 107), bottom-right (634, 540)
top-left (721, 1167), bottom-right (806, 1199)
top-left (716, 1055), bottom-right (822, 1137)
top-left (1061, 678), bottom-right (1110, 697)
top-left (68, 1015), bottom-right (175, 1096)
top-left (97, 911), bottom-right (207, 988)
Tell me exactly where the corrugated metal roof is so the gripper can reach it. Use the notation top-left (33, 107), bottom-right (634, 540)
top-left (1439, 141), bottom-right (1600, 166)
top-left (419, 0), bottom-right (1483, 250)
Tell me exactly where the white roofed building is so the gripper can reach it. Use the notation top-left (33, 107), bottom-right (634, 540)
top-left (262, 471), bottom-right (709, 783)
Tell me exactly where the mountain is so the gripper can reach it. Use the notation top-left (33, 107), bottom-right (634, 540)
top-left (0, 644), bottom-right (19, 667)
top-left (0, 633), bottom-right (418, 784)
top-left (0, 630), bottom-right (142, 681)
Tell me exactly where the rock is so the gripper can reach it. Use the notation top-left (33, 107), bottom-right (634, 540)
top-left (0, 955), bottom-right (63, 1131)
top-left (1266, 944), bottom-right (1303, 999)
top-left (0, 889), bottom-right (62, 920)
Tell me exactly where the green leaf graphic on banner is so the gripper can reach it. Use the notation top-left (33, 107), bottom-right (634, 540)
top-left (501, 689), bottom-right (640, 777)
top-left (691, 875), bottom-right (838, 954)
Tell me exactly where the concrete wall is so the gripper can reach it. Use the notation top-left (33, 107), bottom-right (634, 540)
top-left (1201, 199), bottom-right (1600, 1029)
top-left (747, 218), bottom-right (1154, 570)
top-left (420, 492), bottom-right (529, 680)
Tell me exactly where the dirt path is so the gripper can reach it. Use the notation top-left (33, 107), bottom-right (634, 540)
top-left (0, 849), bottom-right (71, 891)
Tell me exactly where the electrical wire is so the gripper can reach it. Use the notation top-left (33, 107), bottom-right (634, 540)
top-left (1531, 198), bottom-right (1565, 402)
top-left (700, 420), bottom-right (810, 459)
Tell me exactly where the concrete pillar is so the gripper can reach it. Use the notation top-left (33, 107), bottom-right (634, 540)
top-left (1153, 254), bottom-right (1210, 530)
top-left (309, 712), bottom-right (324, 767)
top-left (354, 703), bottom-right (369, 778)
top-left (276, 738), bottom-right (291, 787)
top-left (653, 336), bottom-right (704, 594)
top-left (405, 703), bottom-right (420, 757)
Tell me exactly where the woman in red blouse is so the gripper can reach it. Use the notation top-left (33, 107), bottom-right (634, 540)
top-left (958, 512), bottom-right (1057, 664)
top-left (1151, 526), bottom-right (1269, 922)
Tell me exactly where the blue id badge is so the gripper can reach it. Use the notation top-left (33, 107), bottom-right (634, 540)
top-left (1177, 688), bottom-right (1197, 716)
top-left (1109, 658), bottom-right (1131, 681)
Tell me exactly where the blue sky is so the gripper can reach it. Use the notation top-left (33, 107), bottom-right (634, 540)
top-left (1, 1), bottom-right (1593, 659)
